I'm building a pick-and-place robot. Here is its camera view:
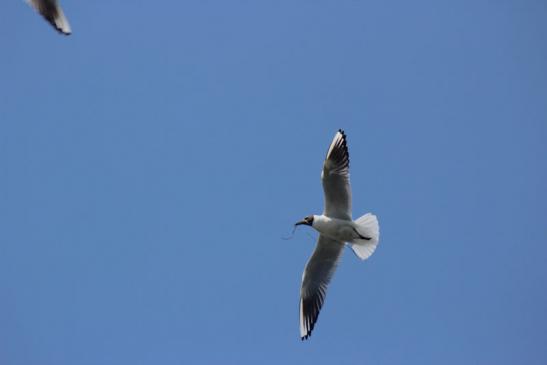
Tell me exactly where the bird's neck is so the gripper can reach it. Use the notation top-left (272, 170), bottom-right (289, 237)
top-left (311, 215), bottom-right (330, 230)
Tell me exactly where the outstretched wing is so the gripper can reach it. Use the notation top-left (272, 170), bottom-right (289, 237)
top-left (300, 235), bottom-right (344, 340)
top-left (27, 0), bottom-right (71, 35)
top-left (321, 130), bottom-right (351, 220)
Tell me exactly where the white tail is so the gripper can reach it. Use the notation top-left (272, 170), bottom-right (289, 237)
top-left (350, 213), bottom-right (380, 260)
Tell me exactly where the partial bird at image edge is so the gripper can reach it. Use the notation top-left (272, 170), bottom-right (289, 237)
top-left (26, 0), bottom-right (71, 35)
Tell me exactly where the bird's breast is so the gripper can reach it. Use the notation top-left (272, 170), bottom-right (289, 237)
top-left (313, 216), bottom-right (355, 243)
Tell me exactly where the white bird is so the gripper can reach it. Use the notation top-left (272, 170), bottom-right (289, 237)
top-left (26, 0), bottom-right (71, 35)
top-left (295, 129), bottom-right (380, 340)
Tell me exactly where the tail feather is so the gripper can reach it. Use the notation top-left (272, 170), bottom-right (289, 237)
top-left (351, 213), bottom-right (380, 260)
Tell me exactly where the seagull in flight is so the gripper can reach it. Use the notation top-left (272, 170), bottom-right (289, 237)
top-left (295, 129), bottom-right (380, 340)
top-left (26, 0), bottom-right (71, 35)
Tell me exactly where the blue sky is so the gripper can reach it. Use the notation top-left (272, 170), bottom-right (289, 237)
top-left (1, 1), bottom-right (546, 364)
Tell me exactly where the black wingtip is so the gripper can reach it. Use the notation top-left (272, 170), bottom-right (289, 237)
top-left (300, 291), bottom-right (324, 341)
top-left (327, 129), bottom-right (349, 169)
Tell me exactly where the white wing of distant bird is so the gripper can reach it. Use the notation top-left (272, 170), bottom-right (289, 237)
top-left (26, 0), bottom-right (71, 35)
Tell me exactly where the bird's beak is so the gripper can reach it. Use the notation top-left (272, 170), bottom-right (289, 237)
top-left (295, 220), bottom-right (307, 226)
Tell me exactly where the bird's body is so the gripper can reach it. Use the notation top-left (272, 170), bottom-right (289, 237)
top-left (310, 215), bottom-right (367, 243)
top-left (295, 129), bottom-right (380, 340)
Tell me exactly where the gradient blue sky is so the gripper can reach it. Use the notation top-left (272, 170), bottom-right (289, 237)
top-left (1, 1), bottom-right (546, 364)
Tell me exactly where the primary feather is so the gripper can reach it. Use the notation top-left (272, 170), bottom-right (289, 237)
top-left (26, 0), bottom-right (71, 35)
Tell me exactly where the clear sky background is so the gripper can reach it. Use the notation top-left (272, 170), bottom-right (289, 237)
top-left (1, 1), bottom-right (546, 364)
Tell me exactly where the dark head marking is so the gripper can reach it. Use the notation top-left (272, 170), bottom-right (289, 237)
top-left (295, 215), bottom-right (314, 226)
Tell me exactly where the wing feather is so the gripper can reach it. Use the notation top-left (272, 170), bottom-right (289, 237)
top-left (27, 0), bottom-right (71, 35)
top-left (300, 235), bottom-right (344, 340)
top-left (321, 130), bottom-right (351, 220)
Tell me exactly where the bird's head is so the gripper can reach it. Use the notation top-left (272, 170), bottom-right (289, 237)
top-left (295, 215), bottom-right (314, 227)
